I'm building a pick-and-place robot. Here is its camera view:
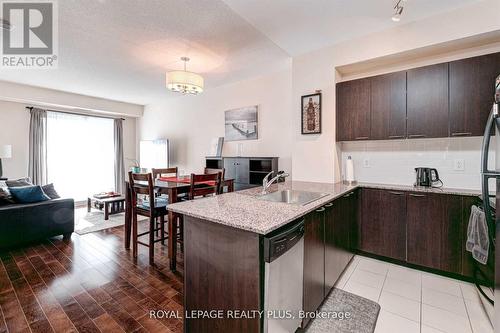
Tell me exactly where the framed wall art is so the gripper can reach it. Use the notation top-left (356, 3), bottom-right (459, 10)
top-left (301, 93), bottom-right (321, 135)
top-left (224, 106), bottom-right (258, 141)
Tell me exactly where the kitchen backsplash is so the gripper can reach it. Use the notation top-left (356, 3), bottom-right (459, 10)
top-left (340, 137), bottom-right (496, 190)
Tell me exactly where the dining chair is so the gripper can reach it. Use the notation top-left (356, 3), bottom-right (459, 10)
top-left (152, 167), bottom-right (178, 180)
top-left (128, 171), bottom-right (168, 265)
top-left (151, 167), bottom-right (179, 236)
top-left (204, 167), bottom-right (225, 194)
top-left (189, 172), bottom-right (222, 200)
top-left (172, 172), bottom-right (222, 252)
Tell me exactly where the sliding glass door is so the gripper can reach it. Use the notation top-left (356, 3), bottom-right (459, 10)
top-left (47, 112), bottom-right (114, 202)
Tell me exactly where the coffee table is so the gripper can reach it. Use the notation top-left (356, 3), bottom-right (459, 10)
top-left (87, 195), bottom-right (125, 220)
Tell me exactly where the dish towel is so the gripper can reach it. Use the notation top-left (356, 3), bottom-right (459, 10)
top-left (466, 205), bottom-right (489, 265)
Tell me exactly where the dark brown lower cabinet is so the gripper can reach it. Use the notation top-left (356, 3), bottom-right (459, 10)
top-left (325, 191), bottom-right (357, 293)
top-left (360, 189), bottom-right (406, 260)
top-left (302, 207), bottom-right (325, 328)
top-left (324, 202), bottom-right (340, 293)
top-left (407, 192), bottom-right (463, 274)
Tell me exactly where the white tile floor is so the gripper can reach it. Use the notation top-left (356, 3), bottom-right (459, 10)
top-left (335, 255), bottom-right (493, 333)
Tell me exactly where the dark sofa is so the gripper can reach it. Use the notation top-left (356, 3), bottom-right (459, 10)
top-left (0, 198), bottom-right (74, 248)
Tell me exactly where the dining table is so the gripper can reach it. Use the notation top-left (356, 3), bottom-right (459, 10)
top-left (124, 175), bottom-right (235, 271)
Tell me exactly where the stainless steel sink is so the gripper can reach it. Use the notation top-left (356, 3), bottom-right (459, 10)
top-left (258, 190), bottom-right (329, 206)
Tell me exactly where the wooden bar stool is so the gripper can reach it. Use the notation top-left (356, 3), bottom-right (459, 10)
top-left (176, 172), bottom-right (222, 251)
top-left (190, 172), bottom-right (222, 199)
top-left (204, 167), bottom-right (225, 194)
top-left (152, 167), bottom-right (179, 240)
top-left (128, 171), bottom-right (168, 265)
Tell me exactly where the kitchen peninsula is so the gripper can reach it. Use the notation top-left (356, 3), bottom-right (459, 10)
top-left (168, 181), bottom-right (483, 332)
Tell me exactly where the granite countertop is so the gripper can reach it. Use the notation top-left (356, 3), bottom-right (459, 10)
top-left (357, 182), bottom-right (482, 197)
top-left (167, 181), bottom-right (485, 235)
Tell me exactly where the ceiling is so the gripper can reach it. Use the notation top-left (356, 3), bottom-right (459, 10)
top-left (0, 0), bottom-right (483, 105)
top-left (222, 0), bottom-right (483, 56)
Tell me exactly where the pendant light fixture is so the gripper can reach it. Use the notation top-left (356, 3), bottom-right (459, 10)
top-left (166, 57), bottom-right (204, 95)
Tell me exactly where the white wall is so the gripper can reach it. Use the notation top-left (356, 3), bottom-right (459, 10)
top-left (0, 101), bottom-right (30, 179)
top-left (291, 0), bottom-right (500, 184)
top-left (138, 69), bottom-right (293, 174)
top-left (341, 138), bottom-right (495, 190)
top-left (0, 81), bottom-right (143, 118)
top-left (0, 100), bottom-right (137, 180)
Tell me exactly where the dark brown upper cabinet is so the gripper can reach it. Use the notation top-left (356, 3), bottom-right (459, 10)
top-left (360, 188), bottom-right (406, 260)
top-left (449, 53), bottom-right (500, 137)
top-left (407, 63), bottom-right (449, 139)
top-left (336, 78), bottom-right (371, 141)
top-left (336, 53), bottom-right (499, 141)
top-left (370, 72), bottom-right (407, 140)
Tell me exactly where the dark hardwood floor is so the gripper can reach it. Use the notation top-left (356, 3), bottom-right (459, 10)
top-left (0, 221), bottom-right (184, 333)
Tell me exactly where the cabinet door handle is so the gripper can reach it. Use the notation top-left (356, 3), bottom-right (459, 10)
top-left (324, 203), bottom-right (333, 207)
top-left (408, 134), bottom-right (426, 138)
top-left (355, 136), bottom-right (369, 140)
top-left (388, 191), bottom-right (404, 195)
top-left (409, 193), bottom-right (425, 197)
top-left (451, 132), bottom-right (472, 137)
top-left (343, 193), bottom-right (352, 198)
top-left (389, 135), bottom-right (405, 139)
top-left (316, 207), bottom-right (325, 212)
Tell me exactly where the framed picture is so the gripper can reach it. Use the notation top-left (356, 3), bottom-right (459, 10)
top-left (224, 106), bottom-right (258, 141)
top-left (301, 93), bottom-right (321, 134)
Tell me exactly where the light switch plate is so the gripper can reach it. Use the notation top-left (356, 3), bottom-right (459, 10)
top-left (363, 158), bottom-right (371, 168)
top-left (453, 159), bottom-right (465, 171)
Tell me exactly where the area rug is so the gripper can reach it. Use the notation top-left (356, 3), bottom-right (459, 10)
top-left (305, 288), bottom-right (380, 333)
top-left (75, 208), bottom-right (146, 235)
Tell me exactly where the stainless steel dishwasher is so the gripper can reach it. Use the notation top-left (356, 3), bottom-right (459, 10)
top-left (263, 219), bottom-right (305, 333)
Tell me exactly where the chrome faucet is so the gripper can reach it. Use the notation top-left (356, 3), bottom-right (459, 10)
top-left (262, 171), bottom-right (289, 194)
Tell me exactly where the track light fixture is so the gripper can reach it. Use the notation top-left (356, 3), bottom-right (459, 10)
top-left (392, 0), bottom-right (406, 22)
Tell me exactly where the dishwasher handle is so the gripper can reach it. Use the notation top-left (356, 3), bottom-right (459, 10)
top-left (264, 219), bottom-right (305, 263)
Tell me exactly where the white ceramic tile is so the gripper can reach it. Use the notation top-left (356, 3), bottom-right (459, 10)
top-left (459, 282), bottom-right (481, 302)
top-left (356, 258), bottom-right (389, 276)
top-left (387, 264), bottom-right (422, 285)
top-left (349, 268), bottom-right (386, 289)
top-left (422, 304), bottom-right (472, 333)
top-left (343, 280), bottom-right (381, 302)
top-left (422, 273), bottom-right (462, 297)
top-left (374, 310), bottom-right (419, 333)
top-left (422, 324), bottom-right (447, 333)
top-left (382, 277), bottom-right (421, 301)
top-left (422, 288), bottom-right (467, 316)
top-left (465, 299), bottom-right (494, 333)
top-left (379, 291), bottom-right (421, 322)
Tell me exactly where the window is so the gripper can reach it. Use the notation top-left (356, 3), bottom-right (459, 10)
top-left (47, 112), bottom-right (114, 202)
top-left (139, 139), bottom-right (169, 170)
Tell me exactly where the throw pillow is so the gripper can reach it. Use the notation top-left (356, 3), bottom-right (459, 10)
top-left (42, 183), bottom-right (60, 199)
top-left (6, 177), bottom-right (33, 188)
top-left (9, 185), bottom-right (51, 204)
top-left (0, 187), bottom-right (14, 205)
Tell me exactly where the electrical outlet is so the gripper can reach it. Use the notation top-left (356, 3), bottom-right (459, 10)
top-left (363, 158), bottom-right (371, 168)
top-left (453, 159), bottom-right (465, 171)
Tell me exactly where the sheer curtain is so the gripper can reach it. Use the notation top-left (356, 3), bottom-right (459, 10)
top-left (47, 112), bottom-right (115, 201)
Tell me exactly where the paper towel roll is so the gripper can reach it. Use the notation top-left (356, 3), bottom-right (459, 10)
top-left (345, 156), bottom-right (355, 182)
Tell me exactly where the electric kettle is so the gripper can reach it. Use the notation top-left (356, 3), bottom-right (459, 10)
top-left (415, 167), bottom-right (442, 187)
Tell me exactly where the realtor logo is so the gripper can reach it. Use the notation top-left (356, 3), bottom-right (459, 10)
top-left (1, 0), bottom-right (58, 68)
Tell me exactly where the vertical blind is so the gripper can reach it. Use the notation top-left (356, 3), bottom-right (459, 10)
top-left (46, 112), bottom-right (114, 201)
